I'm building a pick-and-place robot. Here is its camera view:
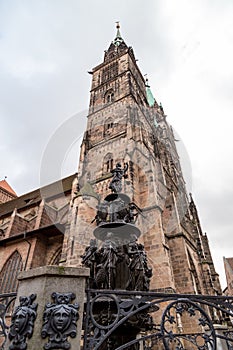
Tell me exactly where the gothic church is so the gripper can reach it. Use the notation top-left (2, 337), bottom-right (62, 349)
top-left (0, 25), bottom-right (221, 297)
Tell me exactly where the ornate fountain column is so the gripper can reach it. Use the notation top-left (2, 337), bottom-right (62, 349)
top-left (81, 164), bottom-right (153, 350)
top-left (82, 163), bottom-right (152, 292)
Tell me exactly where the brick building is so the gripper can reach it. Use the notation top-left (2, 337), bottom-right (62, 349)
top-left (0, 25), bottom-right (222, 297)
top-left (0, 175), bottom-right (75, 293)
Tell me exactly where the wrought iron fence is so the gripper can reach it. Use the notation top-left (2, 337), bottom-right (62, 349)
top-left (1, 289), bottom-right (233, 349)
top-left (0, 292), bottom-right (16, 350)
top-left (83, 289), bottom-right (233, 350)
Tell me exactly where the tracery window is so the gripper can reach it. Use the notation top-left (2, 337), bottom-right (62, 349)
top-left (102, 62), bottom-right (118, 83)
top-left (0, 250), bottom-right (23, 293)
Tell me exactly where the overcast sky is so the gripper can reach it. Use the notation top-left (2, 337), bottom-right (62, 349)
top-left (1, 0), bottom-right (233, 288)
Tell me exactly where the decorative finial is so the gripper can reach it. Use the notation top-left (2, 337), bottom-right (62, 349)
top-left (113, 21), bottom-right (123, 46)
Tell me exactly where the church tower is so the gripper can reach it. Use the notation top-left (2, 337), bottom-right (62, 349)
top-left (62, 24), bottom-right (221, 295)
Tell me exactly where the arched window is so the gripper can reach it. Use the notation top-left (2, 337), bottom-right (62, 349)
top-left (104, 117), bottom-right (114, 134)
top-left (104, 90), bottom-right (114, 104)
top-left (103, 153), bottom-right (114, 173)
top-left (106, 159), bottom-right (113, 172)
top-left (0, 251), bottom-right (23, 293)
top-left (107, 92), bottom-right (114, 103)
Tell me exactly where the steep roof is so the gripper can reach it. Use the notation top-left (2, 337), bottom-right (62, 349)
top-left (112, 22), bottom-right (125, 47)
top-left (0, 179), bottom-right (17, 196)
top-left (104, 23), bottom-right (131, 62)
top-left (0, 174), bottom-right (76, 218)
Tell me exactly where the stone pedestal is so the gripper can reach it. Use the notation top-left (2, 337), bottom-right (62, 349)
top-left (5, 265), bottom-right (89, 350)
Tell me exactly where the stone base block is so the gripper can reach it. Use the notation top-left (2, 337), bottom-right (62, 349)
top-left (5, 265), bottom-right (89, 350)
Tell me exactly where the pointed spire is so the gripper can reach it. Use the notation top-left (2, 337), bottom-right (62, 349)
top-left (113, 22), bottom-right (124, 47)
top-left (145, 77), bottom-right (156, 107)
top-left (116, 22), bottom-right (121, 38)
top-left (104, 22), bottom-right (129, 62)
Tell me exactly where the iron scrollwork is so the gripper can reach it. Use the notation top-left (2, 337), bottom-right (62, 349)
top-left (41, 292), bottom-right (79, 350)
top-left (8, 294), bottom-right (38, 350)
top-left (83, 290), bottom-right (233, 350)
top-left (161, 299), bottom-right (216, 349)
top-left (0, 293), bottom-right (17, 350)
top-left (84, 290), bottom-right (156, 350)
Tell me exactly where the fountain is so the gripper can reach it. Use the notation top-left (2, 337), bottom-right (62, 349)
top-left (81, 163), bottom-right (153, 349)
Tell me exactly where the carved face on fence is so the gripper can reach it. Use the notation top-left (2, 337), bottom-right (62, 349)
top-left (12, 307), bottom-right (29, 334)
top-left (51, 305), bottom-right (71, 332)
top-left (41, 292), bottom-right (79, 349)
top-left (9, 294), bottom-right (37, 350)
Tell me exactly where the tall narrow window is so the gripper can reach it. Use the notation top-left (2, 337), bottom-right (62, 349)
top-left (105, 90), bottom-right (114, 104)
top-left (107, 159), bottom-right (113, 172)
top-left (188, 251), bottom-right (201, 294)
top-left (0, 251), bottom-right (23, 293)
top-left (104, 117), bottom-right (114, 135)
top-left (103, 153), bottom-right (114, 174)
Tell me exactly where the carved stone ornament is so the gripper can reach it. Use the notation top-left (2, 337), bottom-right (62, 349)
top-left (8, 294), bottom-right (38, 350)
top-left (41, 292), bottom-right (79, 350)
